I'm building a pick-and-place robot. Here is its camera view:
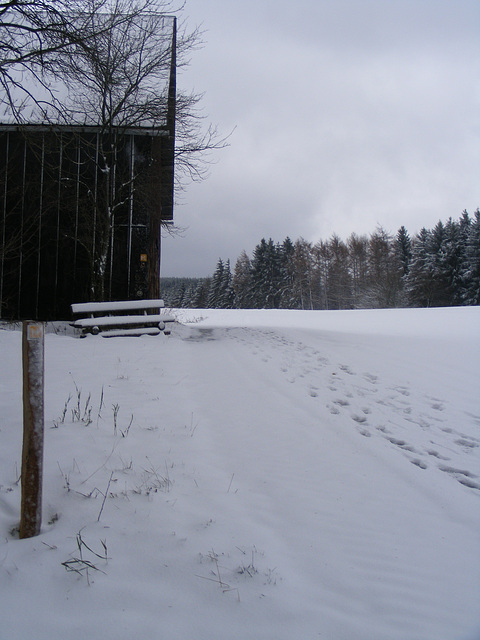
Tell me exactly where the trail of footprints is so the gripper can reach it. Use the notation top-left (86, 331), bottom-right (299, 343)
top-left (228, 328), bottom-right (480, 493)
top-left (328, 367), bottom-right (480, 491)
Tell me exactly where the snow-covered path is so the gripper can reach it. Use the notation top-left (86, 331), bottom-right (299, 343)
top-left (176, 320), bottom-right (480, 639)
top-left (1, 308), bottom-right (479, 639)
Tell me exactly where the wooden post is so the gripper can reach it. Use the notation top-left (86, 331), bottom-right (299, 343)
top-left (20, 321), bottom-right (45, 539)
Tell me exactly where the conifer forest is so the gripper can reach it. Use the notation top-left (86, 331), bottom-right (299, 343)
top-left (162, 210), bottom-right (480, 310)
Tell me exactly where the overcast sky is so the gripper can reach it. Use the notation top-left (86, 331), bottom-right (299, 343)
top-left (161, 0), bottom-right (480, 277)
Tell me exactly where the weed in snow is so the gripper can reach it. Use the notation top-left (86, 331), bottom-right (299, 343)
top-left (62, 529), bottom-right (109, 585)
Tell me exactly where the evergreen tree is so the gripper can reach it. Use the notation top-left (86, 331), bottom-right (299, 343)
top-left (440, 216), bottom-right (468, 305)
top-left (182, 283), bottom-right (198, 308)
top-left (172, 283), bottom-right (186, 308)
top-left (393, 226), bottom-right (411, 306)
top-left (278, 237), bottom-right (297, 308)
top-left (462, 209), bottom-right (480, 305)
top-left (405, 228), bottom-right (436, 307)
top-left (250, 238), bottom-right (283, 308)
top-left (233, 251), bottom-right (253, 308)
top-left (207, 259), bottom-right (225, 308)
top-left (191, 278), bottom-right (210, 308)
top-left (451, 211), bottom-right (473, 305)
top-left (219, 259), bottom-right (236, 309)
top-left (428, 220), bottom-right (451, 305)
top-left (395, 226), bottom-right (412, 277)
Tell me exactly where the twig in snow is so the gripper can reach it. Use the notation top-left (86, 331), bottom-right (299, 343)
top-left (80, 441), bottom-right (120, 485)
top-left (112, 403), bottom-right (120, 436)
top-left (97, 471), bottom-right (114, 522)
top-left (96, 386), bottom-right (105, 427)
top-left (120, 414), bottom-right (134, 437)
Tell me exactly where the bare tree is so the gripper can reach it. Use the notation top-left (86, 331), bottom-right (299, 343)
top-left (0, 0), bottom-right (126, 121)
top-left (347, 232), bottom-right (369, 308)
top-left (1, 0), bottom-right (227, 308)
top-left (367, 226), bottom-right (402, 308)
top-left (52, 1), bottom-right (226, 182)
top-left (47, 0), bottom-right (224, 298)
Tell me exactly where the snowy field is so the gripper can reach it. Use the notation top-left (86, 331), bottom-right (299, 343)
top-left (1, 307), bottom-right (479, 640)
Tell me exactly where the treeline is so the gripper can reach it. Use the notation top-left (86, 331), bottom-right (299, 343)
top-left (161, 210), bottom-right (480, 310)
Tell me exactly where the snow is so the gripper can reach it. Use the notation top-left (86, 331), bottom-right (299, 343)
top-left (1, 307), bottom-right (479, 640)
top-left (71, 299), bottom-right (165, 314)
top-left (95, 327), bottom-right (163, 338)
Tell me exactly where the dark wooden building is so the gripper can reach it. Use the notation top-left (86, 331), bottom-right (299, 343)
top-left (0, 21), bottom-right (176, 321)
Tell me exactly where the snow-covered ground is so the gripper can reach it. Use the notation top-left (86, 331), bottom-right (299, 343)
top-left (1, 307), bottom-right (479, 640)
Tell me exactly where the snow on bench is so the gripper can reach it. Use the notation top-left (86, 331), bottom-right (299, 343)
top-left (71, 299), bottom-right (175, 337)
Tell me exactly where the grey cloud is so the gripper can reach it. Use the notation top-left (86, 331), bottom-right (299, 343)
top-left (163, 0), bottom-right (479, 276)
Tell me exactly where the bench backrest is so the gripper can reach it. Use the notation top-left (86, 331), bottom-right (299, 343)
top-left (71, 299), bottom-right (165, 316)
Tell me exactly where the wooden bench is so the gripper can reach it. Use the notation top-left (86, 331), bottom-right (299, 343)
top-left (71, 299), bottom-right (175, 337)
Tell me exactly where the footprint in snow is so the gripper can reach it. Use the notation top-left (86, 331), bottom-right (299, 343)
top-left (352, 414), bottom-right (367, 424)
top-left (465, 411), bottom-right (480, 426)
top-left (394, 386), bottom-right (410, 397)
top-left (411, 458), bottom-right (428, 470)
top-left (455, 438), bottom-right (479, 451)
top-left (386, 437), bottom-right (416, 453)
top-left (427, 449), bottom-right (450, 461)
top-left (339, 364), bottom-right (354, 375)
top-left (439, 465), bottom-right (480, 490)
